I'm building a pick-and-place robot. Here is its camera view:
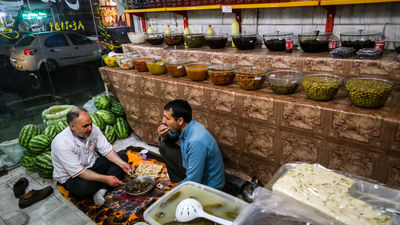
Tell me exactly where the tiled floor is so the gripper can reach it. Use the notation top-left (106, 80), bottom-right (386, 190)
top-left (0, 134), bottom-right (159, 225)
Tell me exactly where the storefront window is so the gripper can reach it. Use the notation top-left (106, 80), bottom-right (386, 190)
top-left (0, 0), bottom-right (126, 169)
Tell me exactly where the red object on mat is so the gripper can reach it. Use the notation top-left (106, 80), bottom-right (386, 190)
top-left (120, 193), bottom-right (147, 202)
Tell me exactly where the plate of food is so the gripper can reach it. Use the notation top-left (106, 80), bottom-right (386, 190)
top-left (124, 176), bottom-right (155, 197)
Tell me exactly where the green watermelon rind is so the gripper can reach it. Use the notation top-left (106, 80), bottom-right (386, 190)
top-left (35, 152), bottom-right (53, 179)
top-left (91, 113), bottom-right (105, 130)
top-left (96, 110), bottom-right (116, 125)
top-left (104, 125), bottom-right (116, 143)
top-left (28, 134), bottom-right (51, 153)
top-left (94, 94), bottom-right (111, 110)
top-left (18, 124), bottom-right (41, 148)
top-left (43, 125), bottom-right (58, 140)
top-left (21, 151), bottom-right (40, 171)
top-left (114, 117), bottom-right (130, 139)
top-left (56, 120), bottom-right (68, 133)
top-left (110, 103), bottom-right (125, 117)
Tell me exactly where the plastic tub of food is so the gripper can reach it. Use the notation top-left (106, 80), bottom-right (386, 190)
top-left (133, 57), bottom-right (152, 72)
top-left (345, 77), bottom-right (393, 108)
top-left (165, 59), bottom-right (188, 77)
top-left (330, 47), bottom-right (356, 59)
top-left (298, 31), bottom-right (331, 53)
top-left (147, 33), bottom-right (164, 45)
top-left (267, 70), bottom-right (303, 94)
top-left (232, 34), bottom-right (258, 50)
top-left (356, 48), bottom-right (383, 59)
top-left (102, 53), bottom-right (124, 67)
top-left (235, 66), bottom-right (267, 90)
top-left (263, 32), bottom-right (293, 51)
top-left (208, 64), bottom-right (236, 85)
top-left (116, 56), bottom-right (137, 70)
top-left (184, 33), bottom-right (205, 48)
top-left (185, 63), bottom-right (209, 81)
top-left (143, 181), bottom-right (248, 225)
top-left (146, 59), bottom-right (167, 75)
top-left (205, 34), bottom-right (228, 49)
top-left (394, 41), bottom-right (400, 53)
top-left (164, 33), bottom-right (184, 46)
top-left (340, 30), bottom-right (380, 50)
top-left (128, 32), bottom-right (147, 44)
top-left (301, 74), bottom-right (343, 101)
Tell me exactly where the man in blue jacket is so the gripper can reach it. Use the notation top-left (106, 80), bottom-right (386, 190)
top-left (157, 99), bottom-right (225, 189)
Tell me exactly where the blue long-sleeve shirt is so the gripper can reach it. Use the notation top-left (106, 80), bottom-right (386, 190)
top-left (167, 120), bottom-right (225, 189)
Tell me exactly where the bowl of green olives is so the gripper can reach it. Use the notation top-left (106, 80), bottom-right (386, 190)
top-left (302, 74), bottom-right (343, 101)
top-left (345, 77), bottom-right (393, 108)
top-left (267, 70), bottom-right (303, 94)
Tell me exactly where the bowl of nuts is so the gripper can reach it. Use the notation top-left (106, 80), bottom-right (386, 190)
top-left (302, 74), bottom-right (343, 101)
top-left (345, 77), bottom-right (393, 108)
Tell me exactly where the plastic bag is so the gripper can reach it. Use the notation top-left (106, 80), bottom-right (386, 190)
top-left (0, 139), bottom-right (27, 167)
top-left (42, 105), bottom-right (74, 126)
top-left (330, 47), bottom-right (356, 58)
top-left (356, 48), bottom-right (383, 59)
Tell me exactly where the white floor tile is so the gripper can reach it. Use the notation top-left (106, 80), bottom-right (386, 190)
top-left (22, 195), bottom-right (61, 222)
top-left (27, 218), bottom-right (48, 225)
top-left (41, 205), bottom-right (87, 225)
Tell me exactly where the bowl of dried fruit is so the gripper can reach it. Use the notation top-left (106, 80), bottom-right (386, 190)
top-left (124, 176), bottom-right (155, 197)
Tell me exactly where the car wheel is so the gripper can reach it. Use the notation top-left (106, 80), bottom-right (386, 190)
top-left (40, 59), bottom-right (57, 74)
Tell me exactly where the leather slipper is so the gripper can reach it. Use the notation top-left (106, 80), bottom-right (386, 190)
top-left (18, 186), bottom-right (53, 209)
top-left (13, 177), bottom-right (29, 198)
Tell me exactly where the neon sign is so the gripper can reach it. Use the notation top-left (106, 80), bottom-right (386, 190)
top-left (22, 12), bottom-right (47, 20)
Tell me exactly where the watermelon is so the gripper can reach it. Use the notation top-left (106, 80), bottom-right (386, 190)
top-left (110, 103), bottom-right (125, 117)
top-left (104, 125), bottom-right (116, 143)
top-left (18, 124), bottom-right (41, 148)
top-left (43, 125), bottom-right (58, 140)
top-left (91, 113), bottom-right (105, 130)
top-left (28, 134), bottom-right (51, 153)
top-left (57, 120), bottom-right (68, 133)
top-left (94, 94), bottom-right (111, 110)
top-left (114, 117), bottom-right (130, 139)
top-left (35, 152), bottom-right (53, 179)
top-left (21, 151), bottom-right (40, 171)
top-left (96, 110), bottom-right (115, 125)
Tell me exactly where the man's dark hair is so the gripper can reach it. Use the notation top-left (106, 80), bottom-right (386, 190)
top-left (164, 99), bottom-right (192, 123)
top-left (66, 107), bottom-right (88, 125)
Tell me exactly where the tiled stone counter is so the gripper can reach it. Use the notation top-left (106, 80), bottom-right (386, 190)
top-left (122, 44), bottom-right (400, 85)
top-left (99, 66), bottom-right (400, 188)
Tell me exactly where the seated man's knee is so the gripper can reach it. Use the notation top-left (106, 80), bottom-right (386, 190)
top-left (117, 151), bottom-right (128, 162)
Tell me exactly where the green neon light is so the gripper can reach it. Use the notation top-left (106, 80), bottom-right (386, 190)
top-left (22, 12), bottom-right (47, 20)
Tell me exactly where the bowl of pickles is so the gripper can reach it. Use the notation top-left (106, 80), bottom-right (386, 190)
top-left (146, 59), bottom-right (167, 75)
top-left (345, 77), bottom-right (393, 108)
top-left (208, 64), bottom-right (236, 85)
top-left (302, 74), bottom-right (343, 101)
top-left (235, 67), bottom-right (267, 90)
top-left (267, 70), bottom-right (303, 94)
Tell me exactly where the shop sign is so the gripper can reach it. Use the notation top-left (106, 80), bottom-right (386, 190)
top-left (49, 20), bottom-right (84, 31)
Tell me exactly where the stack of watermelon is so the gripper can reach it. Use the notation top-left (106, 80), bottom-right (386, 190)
top-left (93, 94), bottom-right (131, 143)
top-left (18, 123), bottom-right (56, 178)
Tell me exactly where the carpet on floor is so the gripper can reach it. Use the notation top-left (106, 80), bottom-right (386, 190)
top-left (57, 147), bottom-right (177, 225)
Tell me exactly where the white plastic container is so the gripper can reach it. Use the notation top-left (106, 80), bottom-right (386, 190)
top-left (144, 181), bottom-right (248, 225)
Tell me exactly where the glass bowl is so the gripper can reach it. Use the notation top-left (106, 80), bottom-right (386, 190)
top-left (301, 74), bottom-right (343, 101)
top-left (393, 41), bottom-right (400, 53)
top-left (146, 59), bottom-right (167, 75)
top-left (208, 64), bottom-right (236, 85)
top-left (345, 77), bottom-right (393, 108)
top-left (235, 66), bottom-right (267, 90)
top-left (133, 57), bottom-right (152, 72)
top-left (165, 59), bottom-right (188, 77)
top-left (263, 32), bottom-right (293, 51)
top-left (102, 54), bottom-right (124, 67)
top-left (127, 32), bottom-right (147, 44)
top-left (164, 33), bottom-right (184, 46)
top-left (116, 55), bottom-right (138, 70)
top-left (147, 33), bottom-right (164, 45)
top-left (185, 63), bottom-right (209, 81)
top-left (232, 34), bottom-right (258, 50)
top-left (340, 30), bottom-right (380, 50)
top-left (184, 33), bottom-right (205, 48)
top-left (298, 31), bottom-right (331, 53)
top-left (205, 34), bottom-right (228, 49)
top-left (267, 70), bottom-right (303, 94)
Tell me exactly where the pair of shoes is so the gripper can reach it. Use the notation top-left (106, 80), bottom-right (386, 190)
top-left (18, 186), bottom-right (53, 209)
top-left (13, 177), bottom-right (29, 198)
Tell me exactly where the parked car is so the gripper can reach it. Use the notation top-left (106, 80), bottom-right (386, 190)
top-left (0, 31), bottom-right (31, 68)
top-left (10, 31), bottom-right (102, 73)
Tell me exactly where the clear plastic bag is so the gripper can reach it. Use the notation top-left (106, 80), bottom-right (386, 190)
top-left (356, 48), bottom-right (383, 59)
top-left (233, 187), bottom-right (334, 225)
top-left (0, 139), bottom-right (27, 168)
top-left (330, 47), bottom-right (356, 58)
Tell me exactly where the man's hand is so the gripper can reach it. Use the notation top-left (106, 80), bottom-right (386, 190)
top-left (121, 162), bottom-right (134, 174)
top-left (158, 124), bottom-right (169, 141)
top-left (104, 176), bottom-right (125, 187)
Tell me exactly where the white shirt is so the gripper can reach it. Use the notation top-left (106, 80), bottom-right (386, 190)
top-left (51, 124), bottom-right (113, 184)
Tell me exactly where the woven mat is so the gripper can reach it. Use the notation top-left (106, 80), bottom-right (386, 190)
top-left (57, 148), bottom-right (176, 225)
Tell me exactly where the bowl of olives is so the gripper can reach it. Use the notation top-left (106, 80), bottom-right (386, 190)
top-left (232, 34), bottom-right (258, 50)
top-left (205, 34), bottom-right (228, 49)
top-left (267, 70), bottom-right (303, 94)
top-left (302, 74), bottom-right (343, 101)
top-left (164, 33), bottom-right (184, 46)
top-left (184, 33), bottom-right (206, 48)
top-left (340, 30), bottom-right (380, 50)
top-left (263, 32), bottom-right (293, 51)
top-left (345, 77), bottom-right (393, 108)
top-left (298, 31), bottom-right (331, 53)
top-left (147, 33), bottom-right (164, 45)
